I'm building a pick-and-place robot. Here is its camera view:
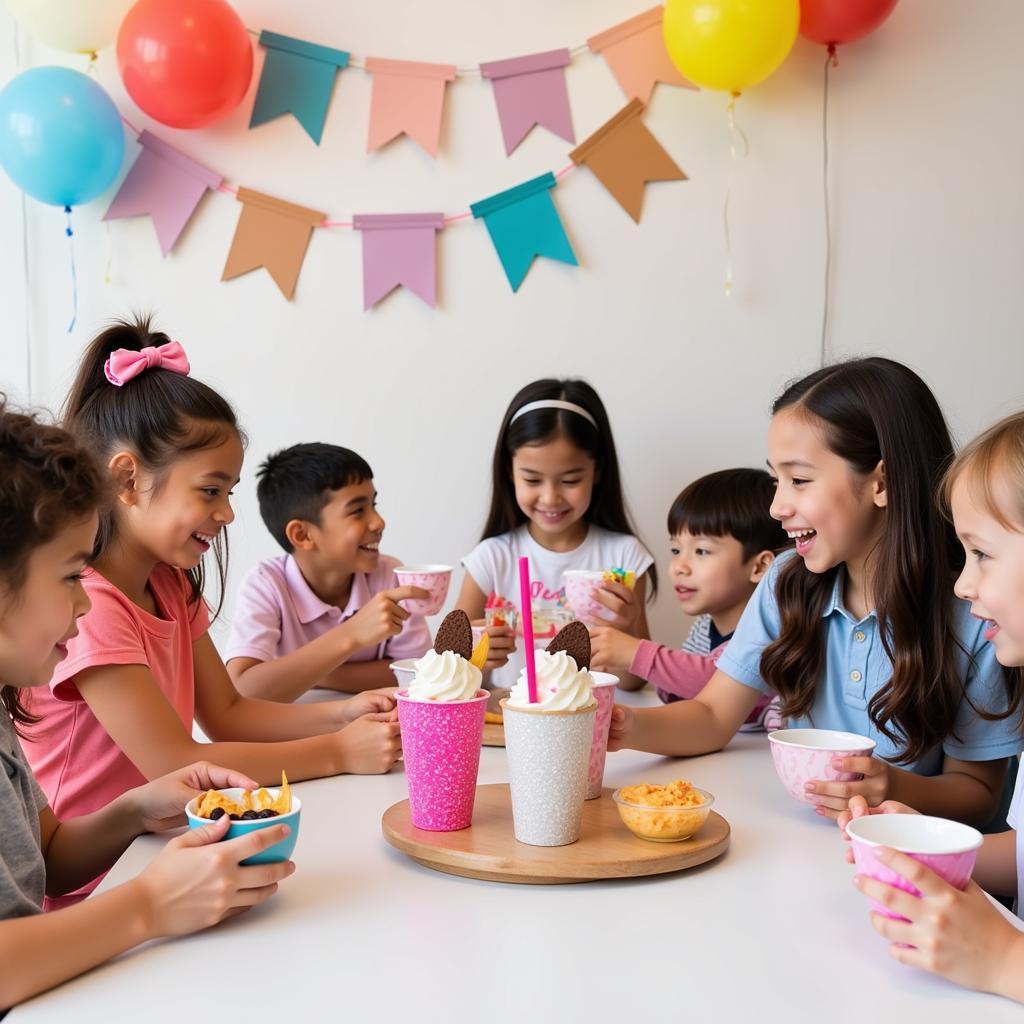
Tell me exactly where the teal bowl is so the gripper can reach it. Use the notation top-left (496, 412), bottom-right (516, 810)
top-left (185, 787), bottom-right (301, 865)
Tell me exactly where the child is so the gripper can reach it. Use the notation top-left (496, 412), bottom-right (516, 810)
top-left (226, 443), bottom-right (431, 700)
top-left (0, 400), bottom-right (293, 1012)
top-left (840, 411), bottom-right (1024, 1002)
top-left (455, 379), bottom-right (655, 689)
top-left (590, 468), bottom-right (789, 730)
top-left (609, 358), bottom-right (1021, 826)
top-left (22, 317), bottom-right (402, 903)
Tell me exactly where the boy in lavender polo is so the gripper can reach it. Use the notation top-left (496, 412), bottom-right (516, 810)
top-left (226, 443), bottom-right (431, 701)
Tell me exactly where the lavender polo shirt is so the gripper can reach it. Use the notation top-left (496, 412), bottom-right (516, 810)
top-left (225, 553), bottom-right (431, 678)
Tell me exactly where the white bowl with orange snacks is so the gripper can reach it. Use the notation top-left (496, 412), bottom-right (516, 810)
top-left (185, 773), bottom-right (300, 865)
top-left (612, 781), bottom-right (713, 842)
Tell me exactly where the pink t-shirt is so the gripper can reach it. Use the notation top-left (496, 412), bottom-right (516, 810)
top-left (225, 553), bottom-right (431, 682)
top-left (22, 563), bottom-right (207, 825)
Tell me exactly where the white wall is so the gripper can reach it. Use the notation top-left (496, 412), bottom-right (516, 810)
top-left (2, 0), bottom-right (1022, 649)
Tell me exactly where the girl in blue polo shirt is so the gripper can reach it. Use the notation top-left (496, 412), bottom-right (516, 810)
top-left (609, 358), bottom-right (1021, 827)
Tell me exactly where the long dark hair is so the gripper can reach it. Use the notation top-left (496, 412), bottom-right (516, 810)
top-left (0, 399), bottom-right (108, 731)
top-left (481, 378), bottom-right (656, 596)
top-left (759, 357), bottom-right (999, 765)
top-left (62, 315), bottom-right (242, 619)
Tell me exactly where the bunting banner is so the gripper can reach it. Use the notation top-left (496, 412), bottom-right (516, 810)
top-left (480, 49), bottom-right (575, 156)
top-left (570, 98), bottom-right (686, 222)
top-left (353, 213), bottom-right (444, 309)
top-left (587, 6), bottom-right (696, 103)
top-left (222, 188), bottom-right (326, 299)
top-left (366, 59), bottom-right (456, 158)
top-left (250, 31), bottom-right (350, 145)
top-left (103, 130), bottom-right (221, 256)
top-left (470, 172), bottom-right (577, 292)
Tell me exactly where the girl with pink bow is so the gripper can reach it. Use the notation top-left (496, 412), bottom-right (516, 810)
top-left (20, 316), bottom-right (403, 906)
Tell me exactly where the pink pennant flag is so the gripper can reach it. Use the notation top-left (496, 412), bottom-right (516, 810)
top-left (480, 49), bottom-right (575, 156)
top-left (353, 213), bottom-right (445, 310)
top-left (104, 131), bottom-right (221, 256)
top-left (587, 6), bottom-right (696, 104)
top-left (366, 58), bottom-right (456, 158)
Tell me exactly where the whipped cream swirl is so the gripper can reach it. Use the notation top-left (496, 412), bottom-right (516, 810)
top-left (406, 649), bottom-right (482, 702)
top-left (507, 649), bottom-right (594, 711)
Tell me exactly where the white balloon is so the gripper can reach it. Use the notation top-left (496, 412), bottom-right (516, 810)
top-left (6, 0), bottom-right (136, 54)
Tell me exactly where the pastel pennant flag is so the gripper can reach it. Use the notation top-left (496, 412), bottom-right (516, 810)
top-left (250, 31), bottom-right (350, 145)
top-left (365, 59), bottom-right (456, 158)
top-left (103, 131), bottom-right (221, 256)
top-left (353, 213), bottom-right (445, 310)
top-left (587, 6), bottom-right (696, 104)
top-left (470, 172), bottom-right (577, 292)
top-left (222, 188), bottom-right (325, 300)
top-left (480, 49), bottom-right (575, 156)
top-left (570, 99), bottom-right (686, 223)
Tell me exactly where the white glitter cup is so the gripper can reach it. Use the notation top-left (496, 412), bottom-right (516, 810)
top-left (500, 698), bottom-right (597, 847)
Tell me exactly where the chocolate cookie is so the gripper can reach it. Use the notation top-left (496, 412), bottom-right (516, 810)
top-left (546, 620), bottom-right (591, 670)
top-left (433, 609), bottom-right (473, 660)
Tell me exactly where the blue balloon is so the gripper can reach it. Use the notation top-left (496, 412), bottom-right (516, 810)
top-left (0, 66), bottom-right (124, 207)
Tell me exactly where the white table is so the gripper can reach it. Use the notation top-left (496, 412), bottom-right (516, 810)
top-left (11, 689), bottom-right (1021, 1022)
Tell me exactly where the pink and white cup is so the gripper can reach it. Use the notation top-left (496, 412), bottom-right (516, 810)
top-left (394, 565), bottom-right (452, 616)
top-left (396, 689), bottom-right (488, 832)
top-left (562, 570), bottom-right (609, 624)
top-left (845, 813), bottom-right (982, 920)
top-left (586, 671), bottom-right (619, 799)
top-left (388, 659), bottom-right (417, 690)
top-left (768, 728), bottom-right (876, 806)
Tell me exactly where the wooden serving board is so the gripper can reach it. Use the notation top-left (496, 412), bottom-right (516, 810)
top-left (381, 784), bottom-right (730, 884)
top-left (482, 721), bottom-right (505, 747)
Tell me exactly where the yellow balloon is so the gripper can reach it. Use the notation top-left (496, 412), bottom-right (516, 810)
top-left (663, 0), bottom-right (800, 95)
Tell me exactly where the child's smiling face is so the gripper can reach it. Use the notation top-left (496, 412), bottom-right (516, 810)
top-left (512, 435), bottom-right (595, 549)
top-left (669, 531), bottom-right (764, 619)
top-left (952, 474), bottom-right (1024, 667)
top-left (0, 514), bottom-right (96, 687)
top-left (767, 406), bottom-right (886, 577)
top-left (302, 479), bottom-right (385, 575)
top-left (118, 429), bottom-right (243, 571)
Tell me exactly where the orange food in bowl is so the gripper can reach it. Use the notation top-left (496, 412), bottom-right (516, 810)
top-left (613, 780), bottom-right (712, 842)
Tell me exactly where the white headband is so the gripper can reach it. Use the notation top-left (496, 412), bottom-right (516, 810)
top-left (509, 399), bottom-right (598, 429)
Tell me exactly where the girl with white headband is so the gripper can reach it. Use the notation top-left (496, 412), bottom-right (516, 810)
top-left (455, 379), bottom-right (655, 688)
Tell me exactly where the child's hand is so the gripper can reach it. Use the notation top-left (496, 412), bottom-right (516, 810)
top-left (837, 796), bottom-right (918, 863)
top-left (339, 688), bottom-right (397, 723)
top-left (805, 756), bottom-right (890, 820)
top-left (606, 704), bottom-right (633, 751)
top-left (475, 622), bottom-right (516, 670)
top-left (335, 712), bottom-right (402, 774)
top-left (590, 581), bottom-right (640, 632)
top-left (138, 816), bottom-right (295, 937)
top-left (341, 587), bottom-right (428, 650)
top-left (589, 626), bottom-right (641, 671)
top-left (854, 849), bottom-right (1021, 995)
top-left (130, 762), bottom-right (260, 834)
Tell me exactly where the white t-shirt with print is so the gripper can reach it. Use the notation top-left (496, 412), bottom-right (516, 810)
top-left (461, 523), bottom-right (654, 687)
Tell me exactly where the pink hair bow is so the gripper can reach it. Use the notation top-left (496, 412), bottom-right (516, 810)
top-left (104, 341), bottom-right (191, 387)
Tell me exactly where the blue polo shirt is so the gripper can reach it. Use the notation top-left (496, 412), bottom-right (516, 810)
top-left (717, 552), bottom-right (1023, 774)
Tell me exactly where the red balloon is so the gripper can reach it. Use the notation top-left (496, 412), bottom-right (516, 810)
top-left (800, 0), bottom-right (898, 47)
top-left (117, 0), bottom-right (253, 129)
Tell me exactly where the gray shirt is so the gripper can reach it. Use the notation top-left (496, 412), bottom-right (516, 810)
top-left (0, 711), bottom-right (47, 919)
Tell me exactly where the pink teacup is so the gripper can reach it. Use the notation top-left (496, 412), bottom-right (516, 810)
top-left (846, 813), bottom-right (982, 920)
top-left (767, 728), bottom-right (876, 806)
top-left (562, 570), bottom-right (608, 623)
top-left (394, 564), bottom-right (452, 616)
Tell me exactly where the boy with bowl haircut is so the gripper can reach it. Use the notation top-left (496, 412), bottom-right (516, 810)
top-left (589, 468), bottom-right (791, 730)
top-left (227, 443), bottom-right (431, 701)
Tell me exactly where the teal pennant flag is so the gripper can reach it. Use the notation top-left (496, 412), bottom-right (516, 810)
top-left (470, 172), bottom-right (577, 292)
top-left (250, 31), bottom-right (350, 145)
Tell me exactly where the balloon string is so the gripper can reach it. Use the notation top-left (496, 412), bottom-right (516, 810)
top-left (64, 206), bottom-right (78, 334)
top-left (723, 94), bottom-right (748, 297)
top-left (820, 44), bottom-right (838, 365)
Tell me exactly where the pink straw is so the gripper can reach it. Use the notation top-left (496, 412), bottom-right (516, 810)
top-left (518, 556), bottom-right (538, 704)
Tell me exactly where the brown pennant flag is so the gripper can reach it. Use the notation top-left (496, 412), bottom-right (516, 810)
top-left (569, 98), bottom-right (686, 223)
top-left (222, 188), bottom-right (326, 299)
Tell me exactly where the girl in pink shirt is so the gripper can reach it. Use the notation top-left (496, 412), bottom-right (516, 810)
top-left (23, 316), bottom-right (408, 900)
